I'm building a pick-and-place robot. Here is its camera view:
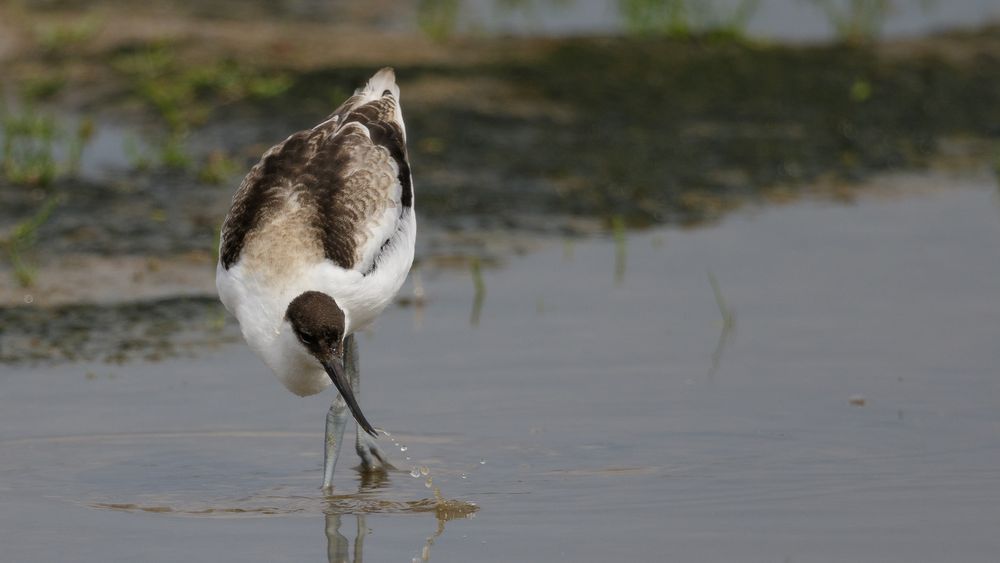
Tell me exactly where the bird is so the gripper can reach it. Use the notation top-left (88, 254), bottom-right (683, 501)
top-left (216, 68), bottom-right (415, 491)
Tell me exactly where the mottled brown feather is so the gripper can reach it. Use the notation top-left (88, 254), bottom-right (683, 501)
top-left (220, 95), bottom-right (411, 272)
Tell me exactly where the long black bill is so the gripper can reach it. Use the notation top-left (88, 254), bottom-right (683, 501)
top-left (322, 357), bottom-right (378, 437)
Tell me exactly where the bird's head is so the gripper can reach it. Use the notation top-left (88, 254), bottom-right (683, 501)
top-left (286, 291), bottom-right (346, 362)
top-left (285, 291), bottom-right (377, 436)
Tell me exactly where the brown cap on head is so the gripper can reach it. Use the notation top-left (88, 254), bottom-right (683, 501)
top-left (285, 291), bottom-right (346, 359)
top-left (285, 291), bottom-right (377, 437)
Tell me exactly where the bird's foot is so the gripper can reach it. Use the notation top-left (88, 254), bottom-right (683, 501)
top-left (356, 432), bottom-right (395, 472)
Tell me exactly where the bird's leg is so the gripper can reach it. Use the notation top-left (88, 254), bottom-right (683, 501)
top-left (345, 334), bottom-right (393, 471)
top-left (323, 392), bottom-right (350, 491)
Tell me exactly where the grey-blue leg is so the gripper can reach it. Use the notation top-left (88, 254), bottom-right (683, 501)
top-left (322, 392), bottom-right (349, 491)
top-left (345, 335), bottom-right (393, 471)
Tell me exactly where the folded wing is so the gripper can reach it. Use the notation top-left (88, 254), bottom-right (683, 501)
top-left (220, 69), bottom-right (411, 275)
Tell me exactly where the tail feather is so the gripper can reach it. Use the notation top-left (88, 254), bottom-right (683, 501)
top-left (355, 67), bottom-right (406, 136)
top-left (318, 67), bottom-right (404, 132)
top-left (358, 67), bottom-right (399, 101)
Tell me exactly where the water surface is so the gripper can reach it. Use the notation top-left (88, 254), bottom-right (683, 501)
top-left (1, 172), bottom-right (999, 561)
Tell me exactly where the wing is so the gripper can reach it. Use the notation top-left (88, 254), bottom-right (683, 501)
top-left (219, 128), bottom-right (313, 270)
top-left (220, 94), bottom-right (412, 274)
top-left (318, 95), bottom-right (413, 273)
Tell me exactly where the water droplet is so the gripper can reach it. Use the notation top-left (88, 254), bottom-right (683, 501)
top-left (460, 473), bottom-right (467, 479)
top-left (419, 466), bottom-right (429, 476)
top-left (479, 458), bottom-right (486, 465)
top-left (424, 477), bottom-right (433, 488)
top-left (23, 295), bottom-right (33, 304)
top-left (410, 467), bottom-right (421, 478)
top-left (400, 445), bottom-right (408, 452)
top-left (405, 456), bottom-right (411, 461)
top-left (412, 558), bottom-right (420, 563)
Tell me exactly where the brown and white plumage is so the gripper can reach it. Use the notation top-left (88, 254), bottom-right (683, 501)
top-left (216, 66), bottom-right (415, 401)
top-left (220, 68), bottom-right (411, 279)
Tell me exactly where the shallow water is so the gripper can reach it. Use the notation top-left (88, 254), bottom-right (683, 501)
top-left (463, 0), bottom-right (1000, 40)
top-left (2, 174), bottom-right (1000, 561)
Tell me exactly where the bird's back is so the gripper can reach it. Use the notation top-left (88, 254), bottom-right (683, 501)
top-left (217, 68), bottom-right (416, 381)
top-left (220, 68), bottom-right (412, 280)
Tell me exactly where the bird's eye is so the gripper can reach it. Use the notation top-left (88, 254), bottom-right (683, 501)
top-left (299, 333), bottom-right (314, 345)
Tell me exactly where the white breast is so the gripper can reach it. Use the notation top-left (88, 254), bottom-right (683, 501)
top-left (216, 208), bottom-right (416, 397)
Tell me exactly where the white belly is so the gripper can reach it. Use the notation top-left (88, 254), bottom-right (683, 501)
top-left (216, 210), bottom-right (416, 397)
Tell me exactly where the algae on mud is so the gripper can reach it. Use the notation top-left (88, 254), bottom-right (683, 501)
top-left (0, 296), bottom-right (239, 364)
top-left (2, 6), bottom-right (1000, 362)
top-left (3, 16), bottom-right (1000, 247)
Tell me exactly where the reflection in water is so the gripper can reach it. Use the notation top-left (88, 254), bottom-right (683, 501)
top-left (324, 475), bottom-right (477, 563)
top-left (708, 313), bottom-right (735, 379)
top-left (325, 513), bottom-right (366, 563)
top-left (356, 468), bottom-right (392, 491)
top-left (91, 486), bottom-right (479, 519)
top-left (612, 215), bottom-right (627, 285)
top-left (469, 257), bottom-right (486, 326)
top-left (707, 270), bottom-right (736, 378)
top-left (325, 511), bottom-right (452, 563)
top-left (81, 444), bottom-right (480, 520)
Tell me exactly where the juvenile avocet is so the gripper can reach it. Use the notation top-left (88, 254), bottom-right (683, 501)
top-left (216, 68), bottom-right (414, 490)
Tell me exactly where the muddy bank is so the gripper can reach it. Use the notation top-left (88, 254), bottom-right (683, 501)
top-left (2, 7), bottom-right (1000, 363)
top-left (106, 27), bottom-right (1000, 232)
top-left (0, 296), bottom-right (238, 364)
top-left (2, 14), bottom-right (998, 251)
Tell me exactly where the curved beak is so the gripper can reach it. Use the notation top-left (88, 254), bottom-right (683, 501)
top-left (321, 356), bottom-right (378, 437)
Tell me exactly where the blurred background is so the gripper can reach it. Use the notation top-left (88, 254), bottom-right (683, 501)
top-left (1, 0), bottom-right (998, 355)
top-left (1, 1), bottom-right (999, 562)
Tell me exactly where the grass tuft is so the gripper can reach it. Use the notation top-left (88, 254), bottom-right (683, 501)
top-left (2, 196), bottom-right (63, 288)
top-left (2, 109), bottom-right (59, 187)
top-left (618, 0), bottom-right (759, 39)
